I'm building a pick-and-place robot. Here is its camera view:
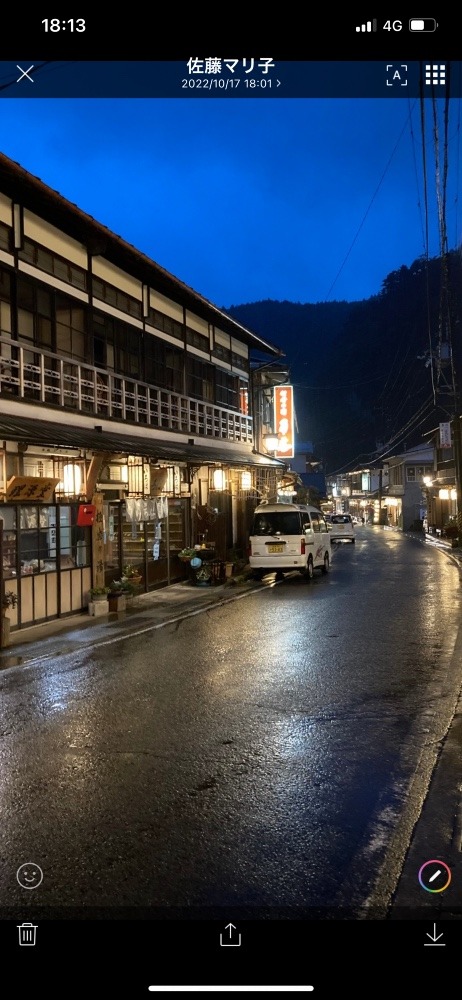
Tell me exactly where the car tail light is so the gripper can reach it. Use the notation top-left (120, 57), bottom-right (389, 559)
top-left (300, 539), bottom-right (305, 555)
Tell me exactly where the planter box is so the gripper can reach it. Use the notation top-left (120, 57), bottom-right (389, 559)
top-left (88, 600), bottom-right (109, 617)
top-left (1, 615), bottom-right (11, 647)
top-left (108, 593), bottom-right (127, 612)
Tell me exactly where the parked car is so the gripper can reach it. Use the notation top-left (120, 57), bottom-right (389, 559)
top-left (328, 513), bottom-right (355, 543)
top-left (249, 503), bottom-right (331, 580)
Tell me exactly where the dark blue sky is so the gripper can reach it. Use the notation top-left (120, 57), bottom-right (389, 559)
top-left (0, 96), bottom-right (459, 308)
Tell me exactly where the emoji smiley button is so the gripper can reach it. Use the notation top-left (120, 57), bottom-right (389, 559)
top-left (16, 863), bottom-right (44, 890)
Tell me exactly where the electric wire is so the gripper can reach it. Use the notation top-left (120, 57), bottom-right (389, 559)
top-left (324, 104), bottom-right (418, 303)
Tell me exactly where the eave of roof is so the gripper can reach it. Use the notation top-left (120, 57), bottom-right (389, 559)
top-left (0, 152), bottom-right (284, 358)
top-left (0, 413), bottom-right (284, 468)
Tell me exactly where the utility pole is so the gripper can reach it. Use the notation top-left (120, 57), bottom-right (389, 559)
top-left (377, 467), bottom-right (383, 523)
top-left (453, 411), bottom-right (462, 542)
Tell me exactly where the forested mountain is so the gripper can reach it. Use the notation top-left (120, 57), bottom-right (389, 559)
top-left (226, 250), bottom-right (462, 472)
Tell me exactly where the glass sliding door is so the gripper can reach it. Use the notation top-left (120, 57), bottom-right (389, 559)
top-left (146, 517), bottom-right (168, 588)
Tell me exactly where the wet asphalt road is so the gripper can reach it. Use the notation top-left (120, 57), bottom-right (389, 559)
top-left (1, 527), bottom-right (462, 918)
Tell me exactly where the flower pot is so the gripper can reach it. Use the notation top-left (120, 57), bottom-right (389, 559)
top-left (108, 593), bottom-right (127, 612)
top-left (192, 563), bottom-right (213, 586)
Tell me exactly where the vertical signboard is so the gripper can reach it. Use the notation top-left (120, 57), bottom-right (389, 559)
top-left (274, 385), bottom-right (294, 459)
top-left (92, 492), bottom-right (105, 589)
top-left (439, 422), bottom-right (452, 449)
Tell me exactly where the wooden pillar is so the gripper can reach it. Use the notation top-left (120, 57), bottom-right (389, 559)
top-left (86, 452), bottom-right (111, 501)
top-left (91, 492), bottom-right (105, 589)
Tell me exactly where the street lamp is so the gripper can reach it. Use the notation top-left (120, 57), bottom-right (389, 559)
top-left (263, 432), bottom-right (279, 454)
top-left (422, 476), bottom-right (434, 534)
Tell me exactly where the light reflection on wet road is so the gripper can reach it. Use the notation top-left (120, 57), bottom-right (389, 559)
top-left (1, 529), bottom-right (461, 916)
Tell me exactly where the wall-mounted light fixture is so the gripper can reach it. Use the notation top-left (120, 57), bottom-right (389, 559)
top-left (56, 462), bottom-right (82, 497)
top-left (212, 468), bottom-right (226, 491)
top-left (263, 432), bottom-right (279, 453)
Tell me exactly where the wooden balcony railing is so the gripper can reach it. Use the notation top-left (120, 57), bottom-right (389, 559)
top-left (0, 337), bottom-right (253, 444)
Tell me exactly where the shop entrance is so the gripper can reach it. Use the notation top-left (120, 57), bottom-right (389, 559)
top-left (104, 497), bottom-right (188, 590)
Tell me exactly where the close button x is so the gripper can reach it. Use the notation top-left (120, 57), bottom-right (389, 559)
top-left (16, 65), bottom-right (34, 83)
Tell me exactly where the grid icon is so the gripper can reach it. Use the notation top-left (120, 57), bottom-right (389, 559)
top-left (425, 64), bottom-right (446, 85)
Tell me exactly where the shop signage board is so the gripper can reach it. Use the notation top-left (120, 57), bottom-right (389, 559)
top-left (439, 422), bottom-right (451, 449)
top-left (274, 385), bottom-right (294, 459)
top-left (92, 492), bottom-right (105, 589)
top-left (4, 476), bottom-right (60, 501)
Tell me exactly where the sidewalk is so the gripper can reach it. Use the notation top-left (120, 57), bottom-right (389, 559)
top-left (423, 531), bottom-right (462, 561)
top-left (385, 522), bottom-right (462, 570)
top-left (0, 575), bottom-right (263, 670)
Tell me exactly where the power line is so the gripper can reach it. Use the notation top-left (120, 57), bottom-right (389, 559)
top-left (324, 103), bottom-right (418, 303)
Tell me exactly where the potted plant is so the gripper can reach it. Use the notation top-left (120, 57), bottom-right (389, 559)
top-left (108, 582), bottom-right (126, 612)
top-left (108, 578), bottom-right (136, 611)
top-left (226, 547), bottom-right (246, 576)
top-left (122, 565), bottom-right (142, 586)
top-left (178, 548), bottom-right (196, 563)
top-left (1, 590), bottom-right (18, 647)
top-left (87, 586), bottom-right (109, 617)
top-left (2, 590), bottom-right (18, 611)
top-left (89, 586), bottom-right (110, 602)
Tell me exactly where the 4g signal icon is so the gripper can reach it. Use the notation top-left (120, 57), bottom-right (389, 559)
top-left (355, 19), bottom-right (377, 32)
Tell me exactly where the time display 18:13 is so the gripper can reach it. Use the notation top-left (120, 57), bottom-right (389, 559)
top-left (41, 19), bottom-right (86, 31)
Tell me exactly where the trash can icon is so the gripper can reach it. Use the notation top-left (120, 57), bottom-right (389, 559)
top-left (17, 922), bottom-right (37, 946)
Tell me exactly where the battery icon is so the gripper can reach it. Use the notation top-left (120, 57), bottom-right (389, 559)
top-left (409, 18), bottom-right (437, 31)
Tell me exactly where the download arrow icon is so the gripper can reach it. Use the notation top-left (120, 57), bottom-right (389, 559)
top-left (425, 923), bottom-right (445, 946)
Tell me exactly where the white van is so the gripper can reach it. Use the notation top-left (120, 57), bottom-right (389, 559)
top-left (249, 503), bottom-right (331, 580)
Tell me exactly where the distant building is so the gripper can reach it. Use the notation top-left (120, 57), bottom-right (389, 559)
top-left (327, 462), bottom-right (393, 522)
top-left (381, 442), bottom-right (434, 530)
top-left (289, 444), bottom-right (326, 502)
